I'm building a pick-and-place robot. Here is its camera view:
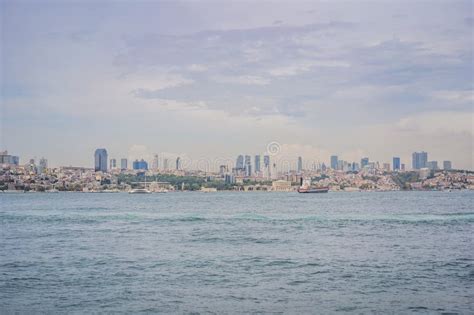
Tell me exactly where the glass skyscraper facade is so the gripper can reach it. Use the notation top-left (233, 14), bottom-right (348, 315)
top-left (393, 157), bottom-right (400, 171)
top-left (254, 155), bottom-right (261, 173)
top-left (94, 148), bottom-right (108, 172)
top-left (412, 151), bottom-right (428, 169)
top-left (297, 156), bottom-right (303, 173)
top-left (330, 155), bottom-right (338, 170)
top-left (133, 159), bottom-right (148, 170)
top-left (361, 157), bottom-right (369, 168)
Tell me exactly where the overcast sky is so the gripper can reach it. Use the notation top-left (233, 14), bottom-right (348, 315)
top-left (1, 0), bottom-right (473, 170)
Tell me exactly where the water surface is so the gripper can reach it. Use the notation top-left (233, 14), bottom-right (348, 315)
top-left (1, 191), bottom-right (473, 313)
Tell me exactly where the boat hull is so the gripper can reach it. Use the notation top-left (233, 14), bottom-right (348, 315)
top-left (297, 187), bottom-right (329, 193)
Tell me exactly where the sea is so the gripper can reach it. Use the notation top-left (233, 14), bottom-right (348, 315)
top-left (1, 191), bottom-right (473, 313)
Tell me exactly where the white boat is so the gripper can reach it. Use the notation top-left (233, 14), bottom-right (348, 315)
top-left (129, 188), bottom-right (151, 194)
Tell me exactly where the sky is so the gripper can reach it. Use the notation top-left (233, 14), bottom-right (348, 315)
top-left (1, 0), bottom-right (473, 170)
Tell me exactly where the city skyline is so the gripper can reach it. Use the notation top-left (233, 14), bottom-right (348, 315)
top-left (1, 1), bottom-right (473, 169)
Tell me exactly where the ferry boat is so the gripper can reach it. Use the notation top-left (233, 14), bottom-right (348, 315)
top-left (297, 186), bottom-right (329, 193)
top-left (297, 178), bottom-right (329, 193)
top-left (128, 188), bottom-right (151, 194)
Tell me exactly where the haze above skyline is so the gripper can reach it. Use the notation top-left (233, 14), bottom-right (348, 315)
top-left (1, 0), bottom-right (473, 169)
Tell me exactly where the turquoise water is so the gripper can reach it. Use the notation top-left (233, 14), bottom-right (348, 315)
top-left (1, 191), bottom-right (473, 313)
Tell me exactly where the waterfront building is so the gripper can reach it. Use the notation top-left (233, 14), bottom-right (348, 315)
top-left (393, 157), bottom-right (401, 171)
top-left (412, 151), bottom-right (428, 170)
top-left (443, 161), bottom-right (452, 170)
top-left (120, 158), bottom-right (128, 170)
top-left (272, 180), bottom-right (292, 191)
top-left (330, 155), bottom-right (338, 170)
top-left (254, 155), bottom-right (261, 173)
top-left (133, 159), bottom-right (148, 170)
top-left (297, 156), bottom-right (303, 173)
top-left (94, 148), bottom-right (108, 172)
top-left (110, 158), bottom-right (117, 169)
top-left (361, 157), bottom-right (369, 169)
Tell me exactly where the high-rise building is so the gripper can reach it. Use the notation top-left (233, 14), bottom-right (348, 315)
top-left (361, 157), bottom-right (369, 168)
top-left (254, 155), bottom-right (261, 173)
top-left (393, 157), bottom-right (401, 171)
top-left (152, 154), bottom-right (159, 170)
top-left (236, 155), bottom-right (244, 169)
top-left (110, 158), bottom-right (117, 169)
top-left (412, 151), bottom-right (428, 170)
top-left (297, 156), bottom-right (303, 173)
top-left (426, 161), bottom-right (438, 170)
top-left (263, 155), bottom-right (271, 178)
top-left (176, 157), bottom-right (181, 170)
top-left (133, 159), bottom-right (148, 170)
top-left (163, 158), bottom-right (169, 170)
top-left (383, 163), bottom-right (391, 172)
top-left (244, 155), bottom-right (251, 176)
top-left (38, 157), bottom-right (48, 173)
top-left (94, 148), bottom-right (108, 172)
top-left (330, 155), bottom-right (338, 169)
top-left (443, 161), bottom-right (452, 170)
top-left (0, 151), bottom-right (20, 165)
top-left (264, 155), bottom-right (270, 167)
top-left (120, 158), bottom-right (128, 170)
top-left (219, 165), bottom-right (228, 175)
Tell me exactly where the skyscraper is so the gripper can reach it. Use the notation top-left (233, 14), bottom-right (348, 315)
top-left (393, 157), bottom-right (401, 171)
top-left (443, 161), bottom-right (452, 170)
top-left (330, 155), bottom-right (338, 170)
top-left (412, 151), bottom-right (428, 170)
top-left (297, 156), bottom-right (303, 173)
top-left (94, 148), bottom-right (108, 172)
top-left (236, 155), bottom-right (244, 169)
top-left (152, 154), bottom-right (159, 170)
top-left (254, 155), bottom-right (261, 173)
top-left (263, 155), bottom-right (271, 178)
top-left (163, 158), bottom-right (169, 170)
top-left (110, 158), bottom-right (117, 169)
top-left (244, 155), bottom-right (251, 176)
top-left (426, 161), bottom-right (438, 170)
top-left (361, 157), bottom-right (369, 169)
top-left (120, 158), bottom-right (128, 170)
top-left (176, 157), bottom-right (181, 170)
top-left (263, 155), bottom-right (270, 168)
top-left (133, 159), bottom-right (148, 170)
top-left (38, 157), bottom-right (48, 173)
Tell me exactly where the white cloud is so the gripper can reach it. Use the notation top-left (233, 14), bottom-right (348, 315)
top-left (268, 60), bottom-right (350, 77)
top-left (187, 64), bottom-right (208, 72)
top-left (211, 75), bottom-right (270, 85)
top-left (432, 90), bottom-right (474, 103)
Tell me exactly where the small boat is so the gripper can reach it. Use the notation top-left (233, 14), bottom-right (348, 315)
top-left (128, 188), bottom-right (151, 194)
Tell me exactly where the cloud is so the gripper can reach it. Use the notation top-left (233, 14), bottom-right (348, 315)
top-left (211, 75), bottom-right (270, 85)
top-left (187, 64), bottom-right (208, 72)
